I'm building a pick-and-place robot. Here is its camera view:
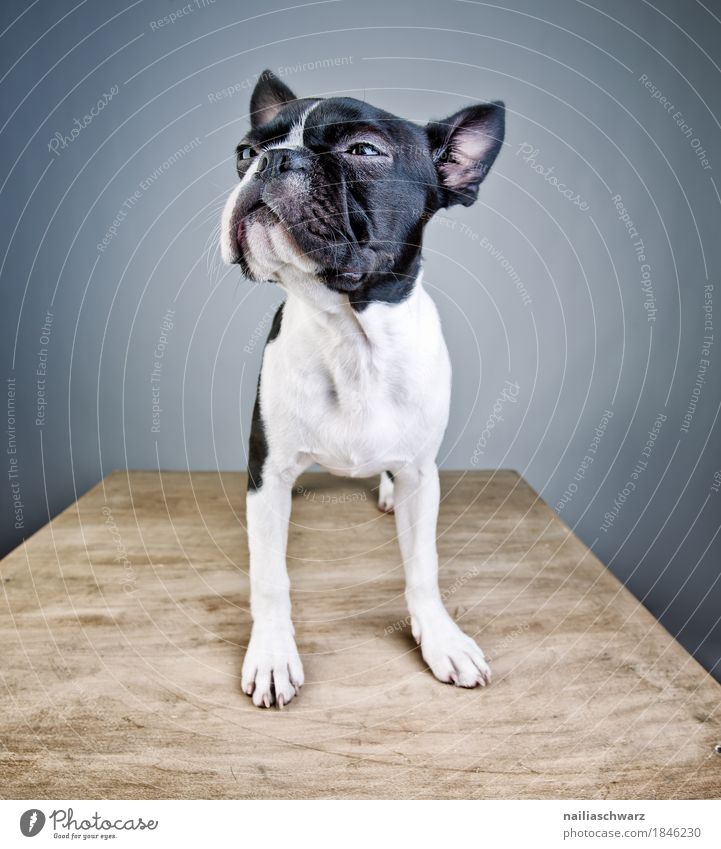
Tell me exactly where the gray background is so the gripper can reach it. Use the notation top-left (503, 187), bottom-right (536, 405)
top-left (1, 0), bottom-right (720, 679)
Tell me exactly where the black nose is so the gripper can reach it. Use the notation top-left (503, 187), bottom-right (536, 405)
top-left (255, 148), bottom-right (309, 177)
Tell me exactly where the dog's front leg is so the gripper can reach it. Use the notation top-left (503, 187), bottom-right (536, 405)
top-left (394, 463), bottom-right (491, 688)
top-left (242, 471), bottom-right (304, 708)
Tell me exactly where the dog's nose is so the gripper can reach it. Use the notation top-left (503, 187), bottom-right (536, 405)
top-left (255, 148), bottom-right (309, 177)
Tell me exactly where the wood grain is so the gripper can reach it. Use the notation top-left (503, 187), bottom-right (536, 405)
top-left (1, 470), bottom-right (719, 799)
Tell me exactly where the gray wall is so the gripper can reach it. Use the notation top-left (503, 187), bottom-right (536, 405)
top-left (2, 0), bottom-right (720, 678)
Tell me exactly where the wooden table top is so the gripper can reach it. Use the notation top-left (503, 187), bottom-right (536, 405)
top-left (1, 470), bottom-right (719, 799)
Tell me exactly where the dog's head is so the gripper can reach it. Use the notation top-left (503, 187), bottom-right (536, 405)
top-left (220, 71), bottom-right (504, 306)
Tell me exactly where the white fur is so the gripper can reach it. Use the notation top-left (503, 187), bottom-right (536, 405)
top-left (266, 102), bottom-right (317, 151)
top-left (260, 274), bottom-right (449, 478)
top-left (220, 180), bottom-right (244, 265)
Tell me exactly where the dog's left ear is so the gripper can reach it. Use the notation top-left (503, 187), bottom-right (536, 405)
top-left (250, 70), bottom-right (297, 128)
top-left (426, 102), bottom-right (505, 207)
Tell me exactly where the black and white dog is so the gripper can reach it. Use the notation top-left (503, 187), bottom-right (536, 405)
top-left (220, 71), bottom-right (505, 708)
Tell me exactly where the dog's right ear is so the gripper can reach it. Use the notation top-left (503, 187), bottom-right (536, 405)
top-left (426, 102), bottom-right (505, 208)
top-left (250, 70), bottom-right (297, 128)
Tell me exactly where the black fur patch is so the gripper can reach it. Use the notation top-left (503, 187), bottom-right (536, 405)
top-left (247, 302), bottom-right (284, 492)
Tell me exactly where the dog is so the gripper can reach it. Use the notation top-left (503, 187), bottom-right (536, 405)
top-left (220, 70), bottom-right (505, 708)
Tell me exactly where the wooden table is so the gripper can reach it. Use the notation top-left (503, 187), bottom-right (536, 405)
top-left (1, 470), bottom-right (719, 799)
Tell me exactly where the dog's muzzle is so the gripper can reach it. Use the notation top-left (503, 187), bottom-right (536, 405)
top-left (254, 147), bottom-right (311, 179)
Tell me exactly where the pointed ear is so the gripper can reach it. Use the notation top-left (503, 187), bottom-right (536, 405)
top-left (426, 102), bottom-right (505, 207)
top-left (249, 70), bottom-right (297, 128)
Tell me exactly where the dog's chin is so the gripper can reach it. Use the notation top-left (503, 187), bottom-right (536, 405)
top-left (237, 214), bottom-right (371, 291)
top-left (235, 209), bottom-right (319, 281)
top-left (224, 204), bottom-right (375, 292)
top-left (321, 270), bottom-right (365, 292)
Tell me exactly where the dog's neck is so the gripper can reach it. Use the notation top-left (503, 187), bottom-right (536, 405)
top-left (276, 240), bottom-right (422, 307)
top-left (279, 265), bottom-right (427, 354)
top-left (272, 235), bottom-right (423, 308)
top-left (341, 250), bottom-right (422, 313)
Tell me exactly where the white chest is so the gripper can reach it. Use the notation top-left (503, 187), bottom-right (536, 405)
top-left (260, 281), bottom-right (452, 477)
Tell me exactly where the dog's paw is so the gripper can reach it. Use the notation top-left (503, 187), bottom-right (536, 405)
top-left (241, 626), bottom-right (304, 708)
top-left (414, 615), bottom-right (491, 688)
top-left (377, 471), bottom-right (395, 513)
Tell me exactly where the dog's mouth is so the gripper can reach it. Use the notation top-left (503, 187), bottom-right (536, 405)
top-left (233, 201), bottom-right (282, 265)
top-left (236, 198), bottom-right (279, 242)
top-left (225, 189), bottom-right (381, 290)
top-left (232, 200), bottom-right (321, 280)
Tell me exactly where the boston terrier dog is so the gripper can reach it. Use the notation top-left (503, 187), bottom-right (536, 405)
top-left (221, 70), bottom-right (505, 708)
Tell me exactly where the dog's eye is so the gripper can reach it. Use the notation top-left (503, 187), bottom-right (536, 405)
top-left (347, 142), bottom-right (382, 156)
top-left (237, 145), bottom-right (258, 162)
